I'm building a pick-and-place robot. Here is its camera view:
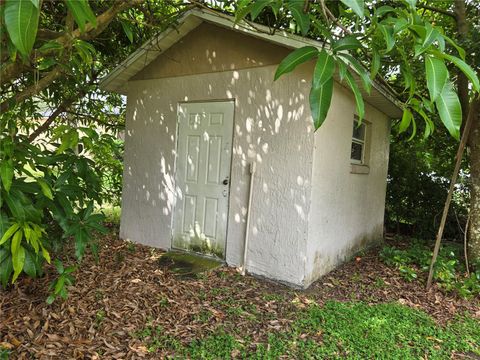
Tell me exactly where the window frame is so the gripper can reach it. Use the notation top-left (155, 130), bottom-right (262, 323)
top-left (350, 118), bottom-right (367, 165)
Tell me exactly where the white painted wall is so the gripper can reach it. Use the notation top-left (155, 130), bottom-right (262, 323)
top-left (121, 64), bottom-right (315, 286)
top-left (119, 23), bottom-right (392, 288)
top-left (305, 82), bottom-right (391, 286)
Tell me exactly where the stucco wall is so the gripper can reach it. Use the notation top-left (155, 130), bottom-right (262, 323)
top-left (305, 82), bottom-right (391, 286)
top-left (132, 22), bottom-right (290, 81)
top-left (120, 22), bottom-right (392, 288)
top-left (121, 61), bottom-right (314, 286)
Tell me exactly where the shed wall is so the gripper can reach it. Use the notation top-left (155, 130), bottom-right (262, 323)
top-left (305, 83), bottom-right (390, 286)
top-left (132, 23), bottom-right (290, 81)
top-left (121, 64), bottom-right (314, 286)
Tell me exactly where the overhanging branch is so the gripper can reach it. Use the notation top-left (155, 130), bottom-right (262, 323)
top-left (0, 0), bottom-right (144, 88)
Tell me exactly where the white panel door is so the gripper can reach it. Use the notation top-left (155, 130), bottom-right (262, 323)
top-left (173, 101), bottom-right (234, 258)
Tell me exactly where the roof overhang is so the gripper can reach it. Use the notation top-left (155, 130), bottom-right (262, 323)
top-left (100, 8), bottom-right (403, 118)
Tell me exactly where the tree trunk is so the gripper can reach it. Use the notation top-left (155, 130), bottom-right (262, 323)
top-left (468, 101), bottom-right (480, 265)
top-left (455, 0), bottom-right (480, 267)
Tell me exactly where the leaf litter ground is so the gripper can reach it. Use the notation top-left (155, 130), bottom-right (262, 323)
top-left (1, 228), bottom-right (479, 359)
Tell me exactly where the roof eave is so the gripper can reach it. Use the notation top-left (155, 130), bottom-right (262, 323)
top-left (100, 7), bottom-right (403, 118)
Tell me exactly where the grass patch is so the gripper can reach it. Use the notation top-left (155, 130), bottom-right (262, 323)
top-left (135, 301), bottom-right (479, 359)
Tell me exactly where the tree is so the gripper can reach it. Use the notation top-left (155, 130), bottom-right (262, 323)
top-left (0, 0), bottom-right (190, 299)
top-left (231, 0), bottom-right (480, 269)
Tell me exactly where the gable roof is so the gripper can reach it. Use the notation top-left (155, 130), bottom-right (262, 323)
top-left (100, 8), bottom-right (402, 118)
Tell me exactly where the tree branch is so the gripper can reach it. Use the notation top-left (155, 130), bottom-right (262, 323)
top-left (37, 29), bottom-right (64, 40)
top-left (417, 4), bottom-right (456, 19)
top-left (0, 65), bottom-right (63, 113)
top-left (28, 74), bottom-right (97, 141)
top-left (28, 98), bottom-right (74, 142)
top-left (0, 0), bottom-right (144, 87)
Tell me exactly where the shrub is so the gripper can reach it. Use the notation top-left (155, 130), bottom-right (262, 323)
top-left (0, 131), bottom-right (108, 300)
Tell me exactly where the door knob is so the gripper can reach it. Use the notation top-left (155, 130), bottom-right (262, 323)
top-left (222, 178), bottom-right (229, 185)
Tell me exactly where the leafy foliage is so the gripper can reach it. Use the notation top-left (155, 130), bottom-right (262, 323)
top-left (380, 238), bottom-right (480, 298)
top-left (0, 0), bottom-right (189, 300)
top-left (235, 0), bottom-right (479, 138)
top-left (386, 125), bottom-right (469, 240)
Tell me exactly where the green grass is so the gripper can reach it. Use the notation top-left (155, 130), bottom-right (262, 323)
top-left (134, 301), bottom-right (479, 359)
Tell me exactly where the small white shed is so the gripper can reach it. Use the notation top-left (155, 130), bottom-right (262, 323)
top-left (100, 8), bottom-right (402, 288)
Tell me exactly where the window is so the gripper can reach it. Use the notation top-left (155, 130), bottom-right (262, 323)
top-left (351, 119), bottom-right (366, 164)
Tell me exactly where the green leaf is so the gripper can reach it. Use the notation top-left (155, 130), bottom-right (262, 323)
top-left (425, 56), bottom-right (448, 102)
top-left (337, 52), bottom-right (372, 94)
top-left (379, 25), bottom-right (395, 53)
top-left (4, 0), bottom-right (40, 57)
top-left (0, 223), bottom-right (20, 245)
top-left (313, 50), bottom-right (335, 87)
top-left (443, 34), bottom-right (465, 60)
top-left (38, 40), bottom-right (63, 53)
top-left (376, 6), bottom-right (396, 17)
top-left (370, 50), bottom-right (381, 79)
top-left (234, 1), bottom-right (253, 23)
top-left (404, 0), bottom-right (417, 9)
top-left (37, 57), bottom-right (57, 71)
top-left (287, 0), bottom-right (310, 36)
top-left (12, 245), bottom-right (25, 283)
top-left (250, 0), bottom-right (272, 19)
top-left (309, 77), bottom-right (334, 130)
top-left (23, 249), bottom-right (37, 278)
top-left (54, 275), bottom-right (65, 294)
top-left (340, 0), bottom-right (365, 18)
top-left (11, 229), bottom-right (23, 255)
top-left (0, 159), bottom-right (14, 192)
top-left (56, 130), bottom-right (79, 154)
top-left (274, 46), bottom-right (318, 80)
top-left (36, 178), bottom-right (54, 200)
top-left (64, 0), bottom-right (97, 32)
top-left (332, 35), bottom-right (362, 52)
top-left (409, 25), bottom-right (426, 40)
top-left (437, 53), bottom-right (480, 92)
top-left (74, 39), bottom-right (95, 64)
top-left (415, 24), bottom-right (439, 56)
top-left (54, 259), bottom-right (64, 274)
top-left (391, 18), bottom-right (409, 34)
top-left (41, 244), bottom-right (51, 264)
top-left (4, 191), bottom-right (27, 221)
top-left (120, 19), bottom-right (133, 43)
top-left (337, 60), bottom-right (347, 81)
top-left (399, 108), bottom-right (412, 133)
top-left (74, 228), bottom-right (89, 260)
top-left (0, 250), bottom-right (13, 288)
top-left (344, 70), bottom-right (365, 120)
top-left (435, 81), bottom-right (462, 140)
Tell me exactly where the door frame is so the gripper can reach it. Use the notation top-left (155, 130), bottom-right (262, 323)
top-left (170, 99), bottom-right (236, 259)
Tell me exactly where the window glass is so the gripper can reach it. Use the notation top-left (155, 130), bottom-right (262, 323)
top-left (352, 122), bottom-right (365, 141)
top-left (351, 142), bottom-right (363, 162)
top-left (351, 119), bottom-right (366, 164)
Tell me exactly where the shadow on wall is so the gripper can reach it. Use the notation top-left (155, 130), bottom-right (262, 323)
top-left (123, 61), bottom-right (314, 266)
